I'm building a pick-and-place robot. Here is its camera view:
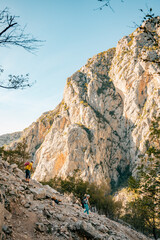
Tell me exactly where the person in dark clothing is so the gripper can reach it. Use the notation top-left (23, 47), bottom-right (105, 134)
top-left (81, 194), bottom-right (87, 208)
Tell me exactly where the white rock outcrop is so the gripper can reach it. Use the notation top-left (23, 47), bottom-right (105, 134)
top-left (33, 17), bottom-right (160, 187)
top-left (6, 17), bottom-right (160, 188)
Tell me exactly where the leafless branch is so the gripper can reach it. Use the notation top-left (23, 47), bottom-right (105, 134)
top-left (0, 8), bottom-right (44, 53)
top-left (0, 8), bottom-right (43, 90)
top-left (95, 0), bottom-right (124, 11)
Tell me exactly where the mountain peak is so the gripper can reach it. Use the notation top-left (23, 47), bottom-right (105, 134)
top-left (5, 16), bottom-right (160, 189)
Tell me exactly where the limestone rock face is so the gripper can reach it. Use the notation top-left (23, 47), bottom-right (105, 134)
top-left (0, 131), bottom-right (22, 147)
top-left (9, 108), bottom-right (59, 158)
top-left (109, 17), bottom-right (160, 174)
top-left (34, 48), bottom-right (131, 186)
top-left (7, 17), bottom-right (160, 187)
top-left (33, 17), bottom-right (160, 186)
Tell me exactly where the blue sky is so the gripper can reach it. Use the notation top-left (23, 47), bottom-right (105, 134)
top-left (0, 0), bottom-right (159, 135)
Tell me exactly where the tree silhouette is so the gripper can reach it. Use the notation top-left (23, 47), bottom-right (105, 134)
top-left (96, 0), bottom-right (124, 11)
top-left (0, 7), bottom-right (43, 90)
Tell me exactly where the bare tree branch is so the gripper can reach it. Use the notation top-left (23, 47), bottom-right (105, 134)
top-left (0, 7), bottom-right (44, 53)
top-left (95, 0), bottom-right (124, 11)
top-left (0, 7), bottom-right (43, 90)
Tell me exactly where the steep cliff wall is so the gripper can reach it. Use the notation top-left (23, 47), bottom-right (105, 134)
top-left (109, 17), bottom-right (160, 174)
top-left (9, 106), bottom-right (60, 158)
top-left (33, 47), bottom-right (131, 187)
top-left (33, 17), bottom-right (160, 186)
top-left (9, 17), bottom-right (160, 187)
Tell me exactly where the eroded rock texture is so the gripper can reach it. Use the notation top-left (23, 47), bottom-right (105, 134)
top-left (0, 132), bottom-right (22, 147)
top-left (8, 17), bottom-right (160, 187)
top-left (33, 18), bottom-right (160, 186)
top-left (34, 47), bottom-right (132, 186)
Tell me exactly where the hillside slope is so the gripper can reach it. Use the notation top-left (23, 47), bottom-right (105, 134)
top-left (0, 159), bottom-right (151, 240)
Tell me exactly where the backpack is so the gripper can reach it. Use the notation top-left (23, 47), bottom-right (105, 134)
top-left (24, 161), bottom-right (30, 166)
top-left (81, 197), bottom-right (87, 208)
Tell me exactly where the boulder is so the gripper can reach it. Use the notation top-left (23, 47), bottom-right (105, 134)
top-left (14, 168), bottom-right (24, 179)
top-left (43, 184), bottom-right (59, 198)
top-left (75, 220), bottom-right (103, 239)
top-left (30, 188), bottom-right (46, 200)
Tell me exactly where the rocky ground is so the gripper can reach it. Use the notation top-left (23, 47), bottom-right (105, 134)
top-left (0, 159), bottom-right (151, 240)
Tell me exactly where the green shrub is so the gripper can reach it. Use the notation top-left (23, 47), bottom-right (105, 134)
top-left (0, 139), bottom-right (31, 170)
top-left (122, 116), bottom-right (160, 239)
top-left (41, 170), bottom-right (122, 220)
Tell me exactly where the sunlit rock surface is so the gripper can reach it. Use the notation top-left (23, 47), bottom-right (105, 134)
top-left (8, 17), bottom-right (160, 188)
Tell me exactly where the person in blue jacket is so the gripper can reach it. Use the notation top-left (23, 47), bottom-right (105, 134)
top-left (83, 194), bottom-right (90, 215)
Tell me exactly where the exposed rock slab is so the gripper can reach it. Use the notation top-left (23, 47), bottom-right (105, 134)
top-left (33, 17), bottom-right (160, 186)
top-left (6, 17), bottom-right (160, 188)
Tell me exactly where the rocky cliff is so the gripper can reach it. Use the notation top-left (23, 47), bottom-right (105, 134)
top-left (0, 159), bottom-right (151, 240)
top-left (0, 132), bottom-right (22, 147)
top-left (8, 17), bottom-right (160, 188)
top-left (8, 108), bottom-right (60, 158)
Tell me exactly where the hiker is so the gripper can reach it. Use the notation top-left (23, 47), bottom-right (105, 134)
top-left (83, 194), bottom-right (90, 215)
top-left (24, 160), bottom-right (34, 183)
